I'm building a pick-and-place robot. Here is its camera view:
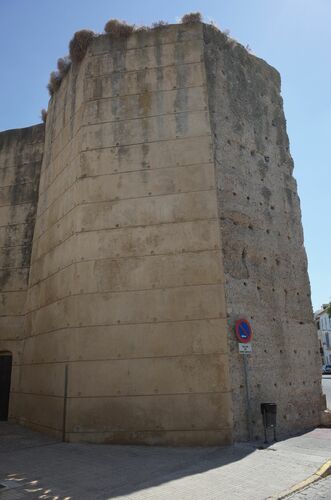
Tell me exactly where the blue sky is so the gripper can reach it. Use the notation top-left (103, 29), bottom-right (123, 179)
top-left (0, 0), bottom-right (329, 310)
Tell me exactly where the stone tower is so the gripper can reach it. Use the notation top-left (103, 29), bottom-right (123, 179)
top-left (0, 22), bottom-right (323, 444)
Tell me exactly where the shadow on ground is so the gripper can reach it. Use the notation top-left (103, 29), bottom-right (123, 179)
top-left (0, 423), bottom-right (255, 500)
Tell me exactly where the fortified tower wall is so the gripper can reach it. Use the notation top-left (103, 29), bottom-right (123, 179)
top-left (14, 23), bottom-right (232, 444)
top-left (0, 21), bottom-right (323, 444)
top-left (0, 125), bottom-right (44, 372)
top-left (203, 25), bottom-right (322, 439)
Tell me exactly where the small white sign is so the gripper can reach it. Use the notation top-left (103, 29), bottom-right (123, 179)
top-left (238, 343), bottom-right (252, 354)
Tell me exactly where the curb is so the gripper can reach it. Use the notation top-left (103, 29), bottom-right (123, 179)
top-left (269, 460), bottom-right (331, 499)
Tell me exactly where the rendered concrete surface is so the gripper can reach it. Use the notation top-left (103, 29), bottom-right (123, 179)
top-left (0, 423), bottom-right (330, 500)
top-left (0, 22), bottom-right (323, 444)
top-left (0, 124), bottom-right (44, 360)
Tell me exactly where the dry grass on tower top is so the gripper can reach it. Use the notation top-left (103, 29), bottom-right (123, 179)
top-left (47, 71), bottom-right (61, 96)
top-left (181, 12), bottom-right (202, 24)
top-left (69, 29), bottom-right (95, 63)
top-left (104, 19), bottom-right (134, 38)
top-left (57, 56), bottom-right (71, 79)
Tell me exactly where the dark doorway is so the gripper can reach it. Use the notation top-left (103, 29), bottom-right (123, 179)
top-left (0, 353), bottom-right (12, 421)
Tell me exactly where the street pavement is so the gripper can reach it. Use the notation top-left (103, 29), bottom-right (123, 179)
top-left (322, 375), bottom-right (331, 409)
top-left (288, 475), bottom-right (331, 499)
top-left (0, 423), bottom-right (330, 500)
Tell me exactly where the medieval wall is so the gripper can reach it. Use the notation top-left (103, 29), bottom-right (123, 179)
top-left (0, 21), bottom-right (323, 445)
top-left (12, 23), bottom-right (233, 444)
top-left (0, 125), bottom-right (44, 390)
top-left (203, 25), bottom-right (322, 440)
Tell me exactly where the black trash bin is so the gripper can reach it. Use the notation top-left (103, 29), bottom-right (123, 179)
top-left (261, 403), bottom-right (277, 443)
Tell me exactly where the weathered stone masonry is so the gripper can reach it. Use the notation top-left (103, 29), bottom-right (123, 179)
top-left (0, 22), bottom-right (323, 444)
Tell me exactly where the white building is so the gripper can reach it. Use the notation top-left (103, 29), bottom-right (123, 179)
top-left (315, 305), bottom-right (331, 365)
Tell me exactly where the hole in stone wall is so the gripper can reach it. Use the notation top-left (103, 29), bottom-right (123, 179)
top-left (248, 224), bottom-right (253, 230)
top-left (233, 192), bottom-right (237, 196)
top-left (266, 229), bottom-right (270, 234)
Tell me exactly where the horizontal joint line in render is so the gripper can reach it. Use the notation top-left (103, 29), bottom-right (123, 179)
top-left (11, 390), bottom-right (229, 400)
top-left (0, 220), bottom-right (32, 230)
top-left (0, 265), bottom-right (30, 271)
top-left (0, 199), bottom-right (34, 209)
top-left (49, 80), bottom-right (205, 145)
top-left (80, 132), bottom-right (212, 154)
top-left (36, 160), bottom-right (214, 222)
top-left (68, 428), bottom-right (231, 435)
top-left (26, 281), bottom-right (224, 316)
top-left (0, 243), bottom-right (31, 250)
top-left (91, 33), bottom-right (203, 58)
top-left (0, 180), bottom-right (35, 190)
top-left (26, 316), bottom-right (224, 339)
top-left (39, 126), bottom-right (211, 197)
top-left (85, 58), bottom-right (203, 81)
top-left (85, 83), bottom-right (204, 105)
top-left (0, 288), bottom-right (28, 294)
top-left (0, 159), bottom-right (43, 172)
top-left (33, 185), bottom-right (215, 244)
top-left (29, 248), bottom-right (221, 289)
top-left (0, 315), bottom-right (25, 320)
top-left (31, 216), bottom-right (218, 267)
top-left (37, 138), bottom-right (211, 202)
top-left (82, 107), bottom-right (209, 129)
top-left (17, 351), bottom-right (228, 367)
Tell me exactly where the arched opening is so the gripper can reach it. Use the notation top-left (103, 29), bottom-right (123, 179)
top-left (0, 352), bottom-right (12, 421)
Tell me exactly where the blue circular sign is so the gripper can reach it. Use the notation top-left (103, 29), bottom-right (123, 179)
top-left (235, 319), bottom-right (253, 344)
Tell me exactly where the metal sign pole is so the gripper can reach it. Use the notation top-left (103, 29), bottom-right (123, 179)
top-left (235, 318), bottom-right (254, 441)
top-left (243, 354), bottom-right (253, 441)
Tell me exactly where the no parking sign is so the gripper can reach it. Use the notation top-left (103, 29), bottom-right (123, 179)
top-left (235, 319), bottom-right (253, 344)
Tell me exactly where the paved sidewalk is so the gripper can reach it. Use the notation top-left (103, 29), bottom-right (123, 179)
top-left (0, 423), bottom-right (330, 500)
top-left (288, 476), bottom-right (331, 499)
